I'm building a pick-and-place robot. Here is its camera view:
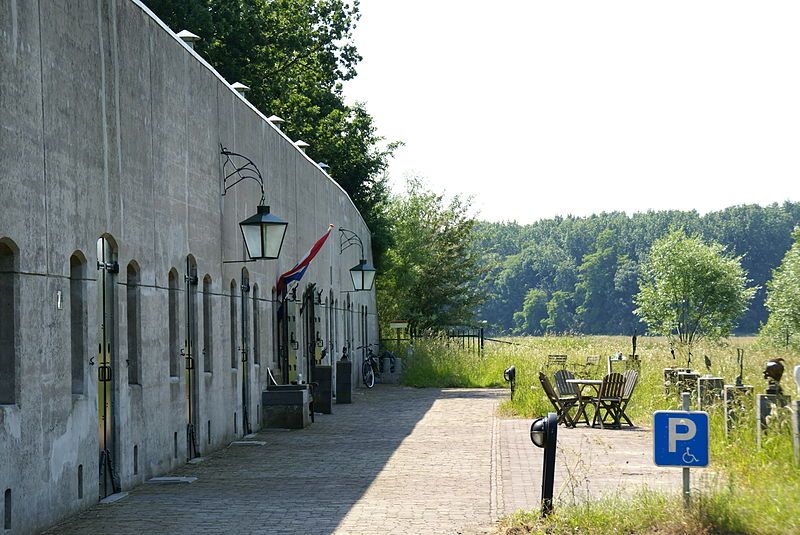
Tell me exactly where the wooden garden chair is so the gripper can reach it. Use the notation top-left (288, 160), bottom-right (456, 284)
top-left (554, 369), bottom-right (591, 426)
top-left (619, 369), bottom-right (639, 427)
top-left (545, 354), bottom-right (568, 370)
top-left (539, 371), bottom-right (577, 427)
top-left (554, 369), bottom-right (578, 397)
top-left (591, 372), bottom-right (626, 429)
top-left (575, 355), bottom-right (600, 375)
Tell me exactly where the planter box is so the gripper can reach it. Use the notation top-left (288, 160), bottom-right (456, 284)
top-left (262, 384), bottom-right (311, 429)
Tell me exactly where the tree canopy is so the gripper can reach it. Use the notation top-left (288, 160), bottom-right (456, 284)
top-left (472, 203), bottom-right (800, 335)
top-left (761, 228), bottom-right (800, 347)
top-left (634, 230), bottom-right (755, 360)
top-left (377, 179), bottom-right (483, 331)
top-left (147, 0), bottom-right (398, 265)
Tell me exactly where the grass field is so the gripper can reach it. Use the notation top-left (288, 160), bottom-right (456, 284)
top-left (398, 335), bottom-right (799, 534)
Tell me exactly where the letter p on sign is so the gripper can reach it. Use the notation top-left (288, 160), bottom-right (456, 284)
top-left (668, 418), bottom-right (696, 453)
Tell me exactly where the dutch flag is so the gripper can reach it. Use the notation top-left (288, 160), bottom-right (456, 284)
top-left (276, 224), bottom-right (334, 293)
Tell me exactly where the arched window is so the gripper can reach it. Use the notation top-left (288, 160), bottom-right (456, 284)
top-left (0, 239), bottom-right (18, 405)
top-left (70, 252), bottom-right (87, 395)
top-left (252, 284), bottom-right (260, 365)
top-left (126, 262), bottom-right (141, 385)
top-left (168, 269), bottom-right (180, 378)
top-left (229, 280), bottom-right (237, 369)
top-left (203, 275), bottom-right (212, 373)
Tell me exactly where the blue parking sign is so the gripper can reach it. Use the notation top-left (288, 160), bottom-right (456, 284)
top-left (653, 411), bottom-right (709, 467)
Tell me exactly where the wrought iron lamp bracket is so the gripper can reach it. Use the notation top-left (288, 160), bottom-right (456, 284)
top-left (220, 144), bottom-right (266, 205)
top-left (339, 228), bottom-right (365, 259)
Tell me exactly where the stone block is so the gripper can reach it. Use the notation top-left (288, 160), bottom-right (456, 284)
top-left (379, 355), bottom-right (403, 384)
top-left (663, 367), bottom-right (692, 395)
top-left (336, 361), bottom-right (352, 404)
top-left (756, 394), bottom-right (777, 448)
top-left (676, 372), bottom-right (700, 405)
top-left (262, 384), bottom-right (311, 429)
top-left (723, 384), bottom-right (752, 437)
top-left (697, 376), bottom-right (724, 409)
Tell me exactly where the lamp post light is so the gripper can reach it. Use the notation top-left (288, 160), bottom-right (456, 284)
top-left (503, 365), bottom-right (516, 400)
top-left (339, 228), bottom-right (377, 291)
top-left (221, 145), bottom-right (288, 262)
top-left (530, 412), bottom-right (558, 516)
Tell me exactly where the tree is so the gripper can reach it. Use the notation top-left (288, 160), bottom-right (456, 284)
top-left (147, 0), bottom-right (398, 265)
top-left (377, 179), bottom-right (483, 331)
top-left (761, 228), bottom-right (800, 347)
top-left (513, 288), bottom-right (549, 335)
top-left (542, 290), bottom-right (576, 334)
top-left (575, 229), bottom-right (619, 333)
top-left (634, 230), bottom-right (755, 361)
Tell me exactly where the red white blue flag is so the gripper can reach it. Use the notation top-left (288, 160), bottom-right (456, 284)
top-left (277, 224), bottom-right (334, 292)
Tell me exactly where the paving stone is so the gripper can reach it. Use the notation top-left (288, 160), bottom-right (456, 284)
top-left (44, 386), bottom-right (695, 534)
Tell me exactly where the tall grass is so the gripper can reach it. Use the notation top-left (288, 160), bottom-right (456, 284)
top-left (400, 335), bottom-right (800, 534)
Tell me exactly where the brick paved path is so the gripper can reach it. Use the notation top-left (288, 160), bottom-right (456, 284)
top-left (46, 387), bottom-right (500, 535)
top-left (46, 386), bottom-right (690, 535)
top-left (497, 420), bottom-right (692, 514)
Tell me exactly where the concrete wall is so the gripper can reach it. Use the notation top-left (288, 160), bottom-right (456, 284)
top-left (0, 1), bottom-right (378, 533)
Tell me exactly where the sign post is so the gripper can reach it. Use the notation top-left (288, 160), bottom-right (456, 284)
top-left (653, 393), bottom-right (709, 508)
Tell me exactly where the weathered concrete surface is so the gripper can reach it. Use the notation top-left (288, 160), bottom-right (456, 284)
top-left (0, 1), bottom-right (377, 533)
top-left (43, 387), bottom-right (693, 535)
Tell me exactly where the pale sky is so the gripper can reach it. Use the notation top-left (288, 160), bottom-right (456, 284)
top-left (344, 1), bottom-right (800, 223)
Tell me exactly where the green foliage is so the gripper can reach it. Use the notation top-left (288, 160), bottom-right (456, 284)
top-left (634, 230), bottom-right (755, 359)
top-left (400, 338), bottom-right (509, 388)
top-left (542, 291), bottom-right (576, 334)
top-left (513, 288), bottom-right (548, 335)
top-left (473, 203), bottom-right (800, 336)
top-left (377, 179), bottom-right (483, 331)
top-left (147, 0), bottom-right (398, 265)
top-left (761, 228), bottom-right (800, 347)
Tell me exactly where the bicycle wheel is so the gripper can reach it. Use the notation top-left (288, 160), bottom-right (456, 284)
top-left (362, 360), bottom-right (375, 388)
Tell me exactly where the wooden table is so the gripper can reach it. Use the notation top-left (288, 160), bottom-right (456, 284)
top-left (566, 379), bottom-right (602, 426)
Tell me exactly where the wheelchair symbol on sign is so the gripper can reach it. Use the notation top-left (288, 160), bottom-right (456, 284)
top-left (682, 447), bottom-right (699, 464)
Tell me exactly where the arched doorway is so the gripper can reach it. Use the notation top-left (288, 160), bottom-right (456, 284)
top-left (301, 284), bottom-right (317, 383)
top-left (277, 284), bottom-right (299, 384)
top-left (96, 235), bottom-right (120, 499)
top-left (185, 256), bottom-right (199, 459)
top-left (240, 268), bottom-right (252, 435)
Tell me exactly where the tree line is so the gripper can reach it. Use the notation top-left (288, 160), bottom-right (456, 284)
top-left (474, 202), bottom-right (800, 335)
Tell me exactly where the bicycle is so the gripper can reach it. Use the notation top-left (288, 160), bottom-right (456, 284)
top-left (357, 344), bottom-right (398, 388)
top-left (357, 344), bottom-right (379, 388)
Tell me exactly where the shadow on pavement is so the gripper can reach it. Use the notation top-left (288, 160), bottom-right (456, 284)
top-left (45, 385), bottom-right (476, 535)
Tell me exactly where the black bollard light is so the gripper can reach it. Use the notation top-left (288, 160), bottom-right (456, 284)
top-left (530, 412), bottom-right (558, 516)
top-left (504, 365), bottom-right (516, 400)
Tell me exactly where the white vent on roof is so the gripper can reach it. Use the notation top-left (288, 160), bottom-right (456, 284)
top-left (267, 115), bottom-right (285, 130)
top-left (317, 162), bottom-right (330, 172)
top-left (176, 30), bottom-right (200, 50)
top-left (294, 140), bottom-right (310, 153)
top-left (231, 82), bottom-right (250, 97)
